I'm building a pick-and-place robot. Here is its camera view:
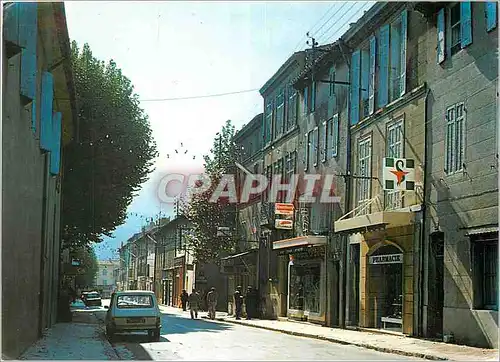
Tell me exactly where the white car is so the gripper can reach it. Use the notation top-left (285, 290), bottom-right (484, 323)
top-left (105, 290), bottom-right (162, 342)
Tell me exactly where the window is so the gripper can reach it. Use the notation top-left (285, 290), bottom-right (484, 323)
top-left (264, 101), bottom-right (273, 145)
top-left (326, 114), bottom-right (339, 159)
top-left (274, 158), bottom-right (285, 202)
top-left (103, 269), bottom-right (108, 276)
top-left (445, 102), bottom-right (465, 174)
top-left (288, 261), bottom-right (321, 313)
top-left (329, 66), bottom-right (335, 97)
top-left (117, 294), bottom-right (154, 309)
top-left (304, 82), bottom-right (317, 114)
top-left (360, 46), bottom-right (370, 118)
top-left (437, 3), bottom-right (472, 63)
top-left (357, 136), bottom-right (372, 214)
top-left (321, 121), bottom-right (327, 163)
top-left (385, 120), bottom-right (404, 210)
top-left (287, 87), bottom-right (298, 131)
top-left (305, 132), bottom-right (311, 171)
top-left (472, 233), bottom-right (498, 310)
top-left (285, 151), bottom-right (297, 185)
top-left (311, 127), bottom-right (319, 167)
top-left (450, 4), bottom-right (461, 55)
top-left (103, 280), bottom-right (108, 286)
top-left (275, 89), bottom-right (285, 139)
top-left (265, 165), bottom-right (272, 201)
top-left (390, 17), bottom-right (402, 102)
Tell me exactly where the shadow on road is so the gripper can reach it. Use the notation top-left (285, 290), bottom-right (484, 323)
top-left (159, 312), bottom-right (233, 335)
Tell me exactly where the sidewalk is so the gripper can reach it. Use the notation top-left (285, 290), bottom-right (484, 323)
top-left (20, 302), bottom-right (118, 360)
top-left (160, 305), bottom-right (498, 361)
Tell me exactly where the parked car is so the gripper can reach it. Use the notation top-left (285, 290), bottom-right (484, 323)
top-left (84, 291), bottom-right (102, 307)
top-left (105, 290), bottom-right (162, 342)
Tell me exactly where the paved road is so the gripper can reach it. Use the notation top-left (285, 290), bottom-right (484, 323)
top-left (94, 301), bottom-right (421, 361)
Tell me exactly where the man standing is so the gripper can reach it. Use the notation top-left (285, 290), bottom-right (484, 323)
top-left (206, 287), bottom-right (218, 320)
top-left (233, 286), bottom-right (243, 320)
top-left (188, 289), bottom-right (200, 319)
top-left (180, 290), bottom-right (189, 311)
top-left (245, 286), bottom-right (256, 320)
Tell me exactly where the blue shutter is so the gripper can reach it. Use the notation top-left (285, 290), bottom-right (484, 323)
top-left (369, 36), bottom-right (376, 115)
top-left (19, 3), bottom-right (37, 101)
top-left (350, 50), bottom-right (361, 125)
top-left (377, 24), bottom-right (390, 109)
top-left (486, 2), bottom-right (497, 32)
top-left (50, 112), bottom-right (62, 175)
top-left (400, 10), bottom-right (408, 97)
top-left (461, 2), bottom-right (472, 47)
top-left (40, 72), bottom-right (54, 151)
top-left (3, 3), bottom-right (20, 46)
top-left (437, 8), bottom-right (445, 64)
top-left (31, 99), bottom-right (37, 133)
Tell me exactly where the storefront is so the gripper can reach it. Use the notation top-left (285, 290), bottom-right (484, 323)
top-left (273, 236), bottom-right (327, 324)
top-left (335, 209), bottom-right (416, 335)
top-left (172, 255), bottom-right (185, 307)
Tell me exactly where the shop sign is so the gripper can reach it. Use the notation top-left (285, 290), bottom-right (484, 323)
top-left (275, 203), bottom-right (294, 216)
top-left (383, 158), bottom-right (415, 191)
top-left (278, 245), bottom-right (326, 259)
top-left (174, 256), bottom-right (185, 267)
top-left (275, 219), bottom-right (293, 230)
top-left (369, 253), bottom-right (403, 265)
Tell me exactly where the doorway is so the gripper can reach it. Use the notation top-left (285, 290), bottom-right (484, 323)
top-left (348, 243), bottom-right (360, 326)
top-left (428, 232), bottom-right (444, 338)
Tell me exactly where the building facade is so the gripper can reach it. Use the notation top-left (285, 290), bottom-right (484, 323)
top-left (2, 2), bottom-right (77, 358)
top-left (95, 260), bottom-right (120, 298)
top-left (418, 1), bottom-right (498, 348)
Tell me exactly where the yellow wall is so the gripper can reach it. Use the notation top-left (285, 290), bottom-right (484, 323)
top-left (359, 225), bottom-right (414, 334)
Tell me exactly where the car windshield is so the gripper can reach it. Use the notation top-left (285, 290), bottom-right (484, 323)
top-left (116, 295), bottom-right (153, 308)
top-left (87, 293), bottom-right (100, 299)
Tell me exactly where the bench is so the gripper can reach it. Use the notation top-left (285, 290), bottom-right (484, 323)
top-left (381, 317), bottom-right (402, 329)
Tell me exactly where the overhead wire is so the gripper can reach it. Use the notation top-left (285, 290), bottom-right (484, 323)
top-left (315, 1), bottom-right (359, 44)
top-left (324, 2), bottom-right (376, 44)
top-left (312, 2), bottom-right (351, 42)
top-left (292, 2), bottom-right (338, 52)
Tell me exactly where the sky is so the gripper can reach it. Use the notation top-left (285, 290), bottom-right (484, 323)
top-left (65, 1), bottom-right (374, 260)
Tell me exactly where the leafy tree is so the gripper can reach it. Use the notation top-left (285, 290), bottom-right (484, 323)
top-left (61, 42), bottom-right (158, 248)
top-left (185, 120), bottom-right (241, 264)
top-left (73, 245), bottom-right (99, 288)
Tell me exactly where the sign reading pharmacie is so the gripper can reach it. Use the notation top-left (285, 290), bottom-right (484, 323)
top-left (383, 157), bottom-right (416, 191)
top-left (369, 253), bottom-right (403, 265)
top-left (275, 203), bottom-right (294, 216)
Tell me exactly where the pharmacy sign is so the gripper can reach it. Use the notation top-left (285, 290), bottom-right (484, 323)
top-left (383, 158), bottom-right (415, 191)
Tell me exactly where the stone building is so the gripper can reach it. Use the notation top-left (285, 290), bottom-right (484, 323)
top-left (2, 2), bottom-right (77, 358)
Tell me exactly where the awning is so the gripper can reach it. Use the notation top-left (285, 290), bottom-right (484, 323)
top-left (273, 235), bottom-right (327, 250)
top-left (334, 210), bottom-right (414, 235)
top-left (464, 225), bottom-right (498, 236)
top-left (221, 249), bottom-right (258, 260)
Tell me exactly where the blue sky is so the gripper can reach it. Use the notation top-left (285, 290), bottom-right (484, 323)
top-left (65, 1), bottom-right (374, 260)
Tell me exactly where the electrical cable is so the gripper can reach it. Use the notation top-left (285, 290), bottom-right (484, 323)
top-left (324, 2), bottom-right (376, 44)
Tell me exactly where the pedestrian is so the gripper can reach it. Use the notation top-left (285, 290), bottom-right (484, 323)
top-left (180, 290), bottom-right (188, 311)
top-left (188, 289), bottom-right (200, 319)
top-left (245, 286), bottom-right (253, 320)
top-left (206, 287), bottom-right (218, 320)
top-left (234, 286), bottom-right (243, 320)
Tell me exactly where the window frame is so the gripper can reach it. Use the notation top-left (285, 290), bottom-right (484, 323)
top-left (322, 120), bottom-right (327, 163)
top-left (327, 114), bottom-right (339, 159)
top-left (356, 135), bottom-right (372, 214)
top-left (385, 119), bottom-right (405, 210)
top-left (472, 234), bottom-right (499, 311)
top-left (287, 87), bottom-right (298, 131)
top-left (312, 127), bottom-right (319, 167)
top-left (445, 102), bottom-right (466, 175)
top-left (449, 3), bottom-right (462, 56)
top-left (275, 88), bottom-right (285, 139)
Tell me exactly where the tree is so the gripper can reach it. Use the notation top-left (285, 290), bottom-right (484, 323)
top-left (185, 120), bottom-right (240, 264)
top-left (73, 245), bottom-right (99, 288)
top-left (61, 42), bottom-right (158, 248)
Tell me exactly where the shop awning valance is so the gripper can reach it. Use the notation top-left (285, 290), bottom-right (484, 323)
top-left (273, 235), bottom-right (327, 250)
top-left (464, 225), bottom-right (498, 236)
top-left (221, 249), bottom-right (258, 261)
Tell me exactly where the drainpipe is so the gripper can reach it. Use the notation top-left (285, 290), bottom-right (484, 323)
top-left (338, 40), bottom-right (351, 329)
top-left (419, 86), bottom-right (430, 336)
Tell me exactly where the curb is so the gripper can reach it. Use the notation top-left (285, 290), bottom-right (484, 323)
top-left (210, 318), bottom-right (448, 361)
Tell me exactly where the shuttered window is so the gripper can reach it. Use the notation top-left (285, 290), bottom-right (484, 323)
top-left (445, 102), bottom-right (466, 174)
top-left (275, 89), bottom-right (285, 139)
top-left (368, 36), bottom-right (377, 115)
top-left (19, 3), bottom-right (37, 102)
top-left (328, 114), bottom-right (339, 159)
top-left (350, 50), bottom-right (361, 125)
top-left (287, 88), bottom-right (298, 131)
top-left (377, 24), bottom-right (390, 109)
top-left (50, 112), bottom-right (62, 175)
top-left (357, 136), bottom-right (372, 215)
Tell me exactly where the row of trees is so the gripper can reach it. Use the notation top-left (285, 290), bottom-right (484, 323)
top-left (61, 42), bottom-right (158, 285)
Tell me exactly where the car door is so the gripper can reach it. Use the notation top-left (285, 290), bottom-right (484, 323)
top-left (106, 293), bottom-right (114, 324)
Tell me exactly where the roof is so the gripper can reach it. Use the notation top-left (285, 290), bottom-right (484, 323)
top-left (291, 42), bottom-right (339, 86)
top-left (259, 51), bottom-right (305, 95)
top-left (234, 113), bottom-right (263, 141)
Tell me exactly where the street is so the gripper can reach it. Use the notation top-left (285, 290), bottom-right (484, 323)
top-left (89, 300), bottom-right (420, 361)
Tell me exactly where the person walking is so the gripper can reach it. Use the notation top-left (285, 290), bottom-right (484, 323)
top-left (180, 290), bottom-right (189, 311)
top-left (233, 286), bottom-right (244, 320)
top-left (188, 289), bottom-right (200, 319)
top-left (206, 287), bottom-right (218, 320)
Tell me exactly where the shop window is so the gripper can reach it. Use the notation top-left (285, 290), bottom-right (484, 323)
top-left (289, 261), bottom-right (321, 313)
top-left (472, 233), bottom-right (498, 310)
top-left (356, 136), bottom-right (372, 214)
top-left (445, 102), bottom-right (465, 175)
top-left (385, 120), bottom-right (404, 210)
